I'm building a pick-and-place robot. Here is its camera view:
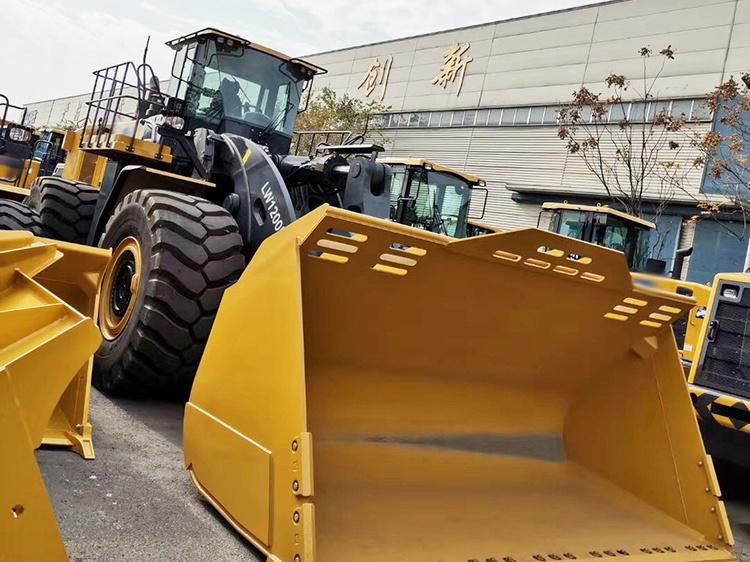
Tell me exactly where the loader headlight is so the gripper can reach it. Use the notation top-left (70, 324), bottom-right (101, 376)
top-left (163, 116), bottom-right (185, 130)
top-left (722, 285), bottom-right (740, 299)
top-left (8, 127), bottom-right (31, 143)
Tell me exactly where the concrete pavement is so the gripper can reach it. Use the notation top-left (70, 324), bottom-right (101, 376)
top-left (37, 390), bottom-right (262, 562)
top-left (37, 389), bottom-right (750, 561)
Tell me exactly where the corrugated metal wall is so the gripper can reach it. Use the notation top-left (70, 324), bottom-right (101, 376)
top-left (309, 0), bottom-right (741, 110)
top-left (380, 121), bottom-right (711, 231)
top-left (379, 128), bottom-right (543, 230)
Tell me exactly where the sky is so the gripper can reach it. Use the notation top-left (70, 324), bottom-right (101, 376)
top-left (3, 0), bottom-right (603, 105)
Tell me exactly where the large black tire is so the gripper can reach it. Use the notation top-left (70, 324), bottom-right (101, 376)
top-left (34, 177), bottom-right (99, 243)
top-left (0, 199), bottom-right (45, 236)
top-left (93, 189), bottom-right (245, 397)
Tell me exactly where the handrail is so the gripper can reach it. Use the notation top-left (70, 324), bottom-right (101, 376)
top-left (81, 60), bottom-right (168, 156)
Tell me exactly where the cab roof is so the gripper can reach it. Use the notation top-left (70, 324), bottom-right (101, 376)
top-left (166, 28), bottom-right (326, 76)
top-left (38, 126), bottom-right (66, 134)
top-left (541, 202), bottom-right (656, 230)
top-left (467, 219), bottom-right (503, 233)
top-left (378, 157), bottom-right (485, 185)
top-left (0, 120), bottom-right (34, 132)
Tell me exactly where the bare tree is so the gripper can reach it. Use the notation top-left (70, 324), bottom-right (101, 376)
top-left (293, 87), bottom-right (390, 156)
top-left (557, 46), bottom-right (697, 244)
top-left (692, 74), bottom-right (750, 230)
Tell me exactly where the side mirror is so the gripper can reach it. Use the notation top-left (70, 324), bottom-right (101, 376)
top-left (468, 186), bottom-right (489, 220)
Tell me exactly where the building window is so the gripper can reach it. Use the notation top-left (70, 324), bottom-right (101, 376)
top-left (692, 101), bottom-right (712, 121)
top-left (688, 220), bottom-right (748, 284)
top-left (475, 109), bottom-right (490, 126)
top-left (671, 99), bottom-right (693, 120)
top-left (529, 106), bottom-right (545, 124)
top-left (515, 107), bottom-right (531, 125)
top-left (543, 106), bottom-right (560, 124)
top-left (375, 97), bottom-right (712, 130)
top-left (501, 108), bottom-right (516, 125)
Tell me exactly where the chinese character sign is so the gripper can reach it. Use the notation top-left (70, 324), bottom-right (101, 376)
top-left (358, 55), bottom-right (393, 102)
top-left (24, 109), bottom-right (38, 127)
top-left (432, 42), bottom-right (473, 96)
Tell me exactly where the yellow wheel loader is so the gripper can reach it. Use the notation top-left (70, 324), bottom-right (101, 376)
top-left (380, 157), bottom-right (488, 237)
top-left (687, 273), bottom-right (750, 470)
top-left (0, 28), bottom-right (394, 399)
top-left (0, 95), bottom-right (41, 196)
top-left (0, 98), bottom-right (74, 200)
top-left (540, 202), bottom-right (709, 366)
top-left (292, 130), bottom-right (490, 238)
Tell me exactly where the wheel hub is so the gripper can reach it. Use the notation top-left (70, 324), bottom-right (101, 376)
top-left (100, 237), bottom-right (142, 341)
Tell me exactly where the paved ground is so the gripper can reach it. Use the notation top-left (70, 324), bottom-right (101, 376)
top-left (38, 389), bottom-right (750, 561)
top-left (37, 390), bottom-right (262, 562)
top-left (717, 461), bottom-right (750, 561)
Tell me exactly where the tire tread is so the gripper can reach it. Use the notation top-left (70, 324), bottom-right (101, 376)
top-left (94, 189), bottom-right (244, 397)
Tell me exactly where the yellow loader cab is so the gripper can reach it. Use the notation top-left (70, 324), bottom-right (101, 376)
top-left (688, 273), bottom-right (750, 468)
top-left (540, 202), bottom-right (710, 366)
top-left (540, 202), bottom-right (656, 272)
top-left (0, 95), bottom-right (41, 196)
top-left (32, 126), bottom-right (67, 177)
top-left (466, 217), bottom-right (502, 236)
top-left (379, 157), bottom-right (488, 238)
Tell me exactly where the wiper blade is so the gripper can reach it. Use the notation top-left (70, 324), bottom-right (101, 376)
top-left (257, 81), bottom-right (295, 141)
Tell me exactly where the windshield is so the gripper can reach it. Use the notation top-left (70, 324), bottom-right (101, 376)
top-left (548, 210), bottom-right (587, 240)
top-left (547, 209), bottom-right (652, 272)
top-left (177, 41), bottom-right (304, 136)
top-left (388, 165), bottom-right (408, 217)
top-left (407, 170), bottom-right (472, 237)
top-left (590, 213), bottom-right (651, 272)
top-left (32, 131), bottom-right (62, 161)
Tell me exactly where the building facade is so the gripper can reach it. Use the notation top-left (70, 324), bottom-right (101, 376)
top-left (23, 0), bottom-right (750, 282)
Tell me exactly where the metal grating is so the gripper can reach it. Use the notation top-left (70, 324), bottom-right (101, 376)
top-left (694, 283), bottom-right (750, 399)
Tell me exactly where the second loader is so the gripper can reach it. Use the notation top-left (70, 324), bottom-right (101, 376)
top-left (539, 201), bottom-right (710, 367)
top-left (687, 273), bottom-right (750, 469)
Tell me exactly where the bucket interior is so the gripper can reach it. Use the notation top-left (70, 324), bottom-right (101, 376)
top-left (299, 221), bottom-right (725, 561)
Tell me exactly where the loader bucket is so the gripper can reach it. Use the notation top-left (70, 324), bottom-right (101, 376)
top-left (185, 206), bottom-right (735, 562)
top-left (33, 238), bottom-right (110, 458)
top-left (0, 231), bottom-right (108, 561)
top-left (632, 274), bottom-right (711, 366)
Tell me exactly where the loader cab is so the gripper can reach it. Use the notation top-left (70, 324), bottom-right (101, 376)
top-left (167, 29), bottom-right (325, 155)
top-left (540, 202), bottom-right (654, 272)
top-left (32, 128), bottom-right (67, 176)
top-left (0, 95), bottom-right (34, 170)
top-left (0, 95), bottom-right (39, 189)
top-left (381, 158), bottom-right (488, 238)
